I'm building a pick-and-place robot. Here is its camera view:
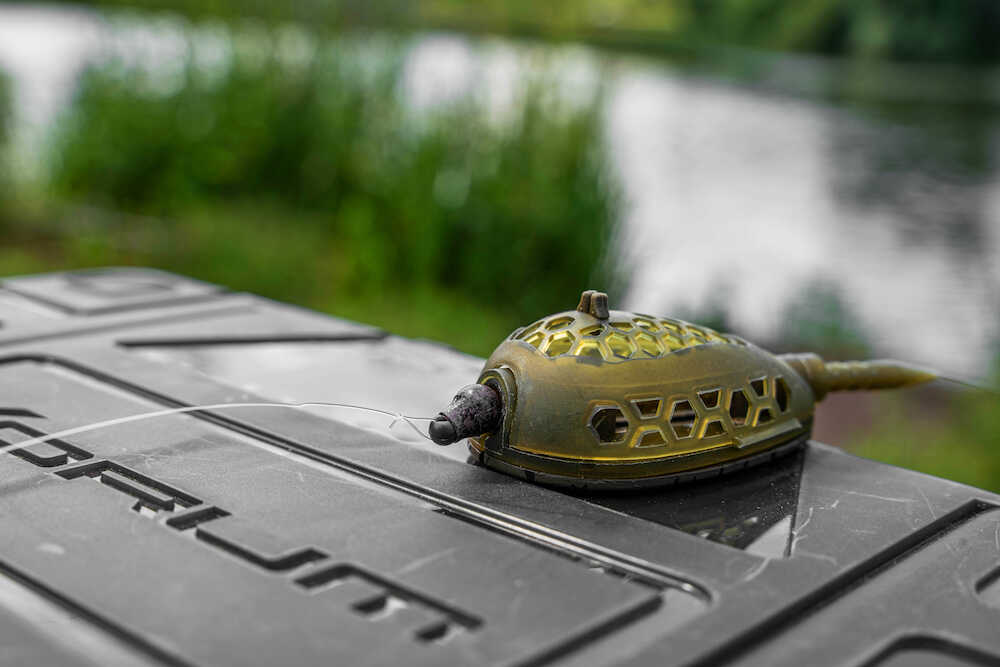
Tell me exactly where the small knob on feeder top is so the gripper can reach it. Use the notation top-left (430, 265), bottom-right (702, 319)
top-left (429, 383), bottom-right (503, 445)
top-left (576, 290), bottom-right (610, 320)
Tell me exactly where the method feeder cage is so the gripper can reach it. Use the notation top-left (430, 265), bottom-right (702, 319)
top-left (429, 290), bottom-right (936, 490)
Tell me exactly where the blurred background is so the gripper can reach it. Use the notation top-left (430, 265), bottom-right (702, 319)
top-left (0, 1), bottom-right (998, 489)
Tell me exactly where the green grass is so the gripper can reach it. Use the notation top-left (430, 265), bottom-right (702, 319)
top-left (846, 385), bottom-right (1000, 493)
top-left (0, 70), bottom-right (11, 209)
top-left (1, 197), bottom-right (519, 356)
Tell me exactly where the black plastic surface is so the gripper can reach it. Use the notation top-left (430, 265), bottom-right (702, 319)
top-left (0, 268), bottom-right (998, 667)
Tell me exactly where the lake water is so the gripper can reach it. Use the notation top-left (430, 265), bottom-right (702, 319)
top-left (1, 5), bottom-right (998, 379)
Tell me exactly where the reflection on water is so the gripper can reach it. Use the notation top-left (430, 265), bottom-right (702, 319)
top-left (609, 72), bottom-right (1000, 378)
top-left (1, 6), bottom-right (998, 377)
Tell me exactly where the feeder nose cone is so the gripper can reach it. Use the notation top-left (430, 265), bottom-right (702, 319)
top-left (429, 383), bottom-right (503, 446)
top-left (429, 416), bottom-right (458, 445)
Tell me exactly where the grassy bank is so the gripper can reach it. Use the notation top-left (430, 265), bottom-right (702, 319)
top-left (844, 379), bottom-right (1000, 493)
top-left (2, 195), bottom-right (524, 355)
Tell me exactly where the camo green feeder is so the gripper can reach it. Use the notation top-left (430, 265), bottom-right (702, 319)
top-left (429, 290), bottom-right (935, 489)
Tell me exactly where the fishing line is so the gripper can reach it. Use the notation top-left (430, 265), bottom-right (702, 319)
top-left (2, 372), bottom-right (990, 460)
top-left (0, 402), bottom-right (437, 455)
top-left (935, 375), bottom-right (1000, 397)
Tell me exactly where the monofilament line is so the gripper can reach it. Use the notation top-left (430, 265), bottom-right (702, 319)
top-left (0, 402), bottom-right (436, 455)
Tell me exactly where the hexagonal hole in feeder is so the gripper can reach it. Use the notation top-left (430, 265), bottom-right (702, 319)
top-left (574, 339), bottom-right (605, 360)
top-left (544, 332), bottom-right (575, 357)
top-left (590, 406), bottom-right (629, 444)
top-left (669, 399), bottom-right (696, 439)
top-left (698, 388), bottom-right (721, 410)
top-left (606, 332), bottom-right (635, 359)
top-left (729, 389), bottom-right (750, 426)
top-left (524, 331), bottom-right (546, 349)
top-left (633, 316), bottom-right (660, 332)
top-left (634, 427), bottom-right (667, 448)
top-left (635, 331), bottom-right (663, 357)
top-left (631, 397), bottom-right (663, 419)
top-left (546, 316), bottom-right (574, 331)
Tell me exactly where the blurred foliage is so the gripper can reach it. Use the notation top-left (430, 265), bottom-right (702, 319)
top-left (673, 279), bottom-right (735, 335)
top-left (776, 279), bottom-right (870, 358)
top-left (690, 0), bottom-right (1000, 63)
top-left (0, 71), bottom-right (11, 209)
top-left (61, 0), bottom-right (1000, 63)
top-left (43, 27), bottom-right (622, 350)
top-left (0, 74), bottom-right (8, 140)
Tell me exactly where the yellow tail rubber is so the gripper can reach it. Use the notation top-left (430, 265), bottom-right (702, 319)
top-left (780, 353), bottom-right (937, 400)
